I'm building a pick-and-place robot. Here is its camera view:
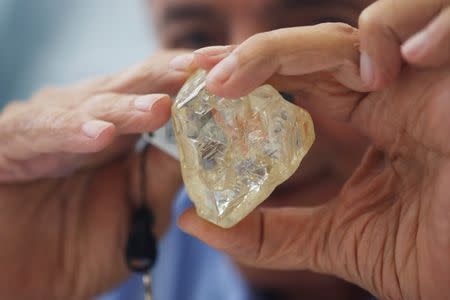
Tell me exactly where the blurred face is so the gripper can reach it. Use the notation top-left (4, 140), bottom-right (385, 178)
top-left (151, 0), bottom-right (372, 208)
top-left (150, 0), bottom-right (374, 297)
top-left (152, 0), bottom-right (372, 47)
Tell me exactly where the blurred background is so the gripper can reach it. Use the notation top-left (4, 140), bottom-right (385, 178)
top-left (0, 0), bottom-right (156, 105)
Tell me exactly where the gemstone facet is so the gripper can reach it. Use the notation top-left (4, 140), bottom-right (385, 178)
top-left (172, 70), bottom-right (315, 228)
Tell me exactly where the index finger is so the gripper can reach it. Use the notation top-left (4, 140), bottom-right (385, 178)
top-left (198, 23), bottom-right (367, 99)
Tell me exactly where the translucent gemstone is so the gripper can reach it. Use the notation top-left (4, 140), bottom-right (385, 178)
top-left (172, 70), bottom-right (315, 228)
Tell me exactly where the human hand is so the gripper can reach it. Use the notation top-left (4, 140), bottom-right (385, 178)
top-left (0, 51), bottom-right (186, 182)
top-left (0, 51), bottom-right (185, 300)
top-left (175, 24), bottom-right (450, 300)
top-left (358, 0), bottom-right (450, 89)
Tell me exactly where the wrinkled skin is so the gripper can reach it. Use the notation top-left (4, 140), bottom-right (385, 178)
top-left (156, 0), bottom-right (450, 297)
top-left (0, 0), bottom-right (448, 299)
top-left (177, 23), bottom-right (450, 300)
top-left (151, 0), bottom-right (371, 297)
top-left (0, 52), bottom-right (186, 300)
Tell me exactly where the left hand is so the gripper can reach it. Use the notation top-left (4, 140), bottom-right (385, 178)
top-left (0, 51), bottom-right (185, 300)
top-left (0, 51), bottom-right (186, 182)
top-left (173, 23), bottom-right (450, 300)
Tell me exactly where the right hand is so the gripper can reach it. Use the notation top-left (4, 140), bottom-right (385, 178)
top-left (0, 51), bottom-right (186, 300)
top-left (176, 23), bottom-right (450, 300)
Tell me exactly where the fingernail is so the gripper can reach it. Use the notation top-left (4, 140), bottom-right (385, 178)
top-left (82, 120), bottom-right (113, 139)
top-left (360, 52), bottom-right (375, 87)
top-left (402, 30), bottom-right (427, 60)
top-left (169, 53), bottom-right (194, 71)
top-left (207, 54), bottom-right (238, 84)
top-left (194, 45), bottom-right (232, 56)
top-left (134, 94), bottom-right (167, 111)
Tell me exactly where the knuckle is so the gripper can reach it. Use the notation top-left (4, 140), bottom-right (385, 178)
top-left (88, 93), bottom-right (115, 104)
top-left (83, 93), bottom-right (118, 111)
top-left (131, 61), bottom-right (154, 82)
top-left (327, 22), bottom-right (358, 36)
top-left (320, 23), bottom-right (359, 49)
top-left (40, 109), bottom-right (82, 133)
top-left (126, 50), bottom-right (189, 94)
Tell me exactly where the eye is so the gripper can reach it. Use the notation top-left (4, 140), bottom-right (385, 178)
top-left (271, 5), bottom-right (358, 29)
top-left (171, 30), bottom-right (220, 49)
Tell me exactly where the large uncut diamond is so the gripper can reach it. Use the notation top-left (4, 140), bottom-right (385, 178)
top-left (172, 70), bottom-right (315, 228)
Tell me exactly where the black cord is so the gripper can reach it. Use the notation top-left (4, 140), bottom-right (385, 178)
top-left (125, 143), bottom-right (158, 274)
top-left (139, 143), bottom-right (149, 208)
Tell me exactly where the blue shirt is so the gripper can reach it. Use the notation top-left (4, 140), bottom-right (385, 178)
top-left (99, 189), bottom-right (252, 300)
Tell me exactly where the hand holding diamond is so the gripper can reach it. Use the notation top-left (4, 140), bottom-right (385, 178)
top-left (174, 23), bottom-right (450, 300)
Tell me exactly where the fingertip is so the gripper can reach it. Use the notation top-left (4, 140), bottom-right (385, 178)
top-left (192, 53), bottom-right (226, 71)
top-left (206, 54), bottom-right (239, 93)
top-left (360, 51), bottom-right (376, 89)
top-left (169, 53), bottom-right (194, 72)
top-left (177, 208), bottom-right (198, 234)
top-left (177, 208), bottom-right (239, 254)
top-left (358, 4), bottom-right (402, 90)
top-left (401, 46), bottom-right (422, 65)
top-left (177, 208), bottom-right (228, 244)
top-left (205, 70), bottom-right (256, 99)
top-left (82, 120), bottom-right (115, 139)
top-left (80, 120), bottom-right (117, 152)
top-left (192, 45), bottom-right (236, 71)
top-left (205, 52), bottom-right (279, 98)
top-left (179, 208), bottom-right (266, 260)
top-left (205, 76), bottom-right (227, 97)
top-left (205, 80), bottom-right (246, 99)
top-left (194, 45), bottom-right (235, 57)
top-left (401, 31), bottom-right (433, 67)
top-left (134, 94), bottom-right (170, 112)
top-left (178, 207), bottom-right (233, 239)
top-left (360, 51), bottom-right (401, 91)
top-left (147, 96), bottom-right (173, 131)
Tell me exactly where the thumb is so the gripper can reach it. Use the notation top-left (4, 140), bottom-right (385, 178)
top-left (178, 148), bottom-right (397, 300)
top-left (178, 206), bottom-right (329, 271)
